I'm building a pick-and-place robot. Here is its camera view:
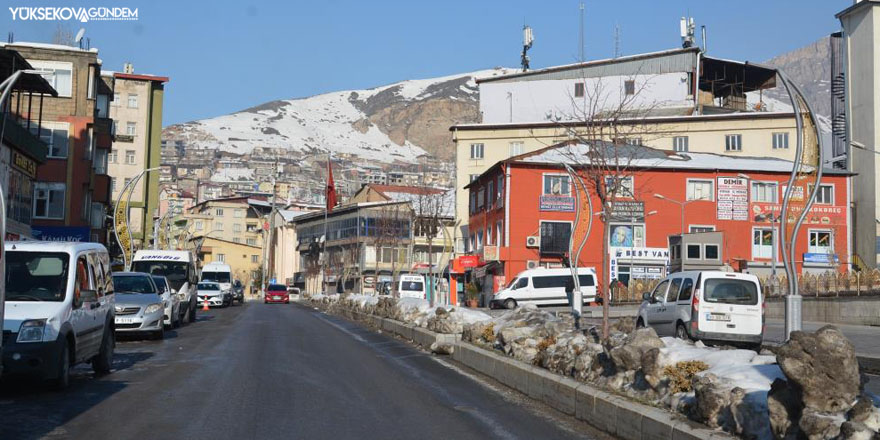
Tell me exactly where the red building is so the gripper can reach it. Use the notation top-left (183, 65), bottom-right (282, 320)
top-left (466, 142), bottom-right (851, 303)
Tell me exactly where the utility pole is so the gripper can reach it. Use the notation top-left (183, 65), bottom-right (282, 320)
top-left (265, 157), bottom-right (278, 291)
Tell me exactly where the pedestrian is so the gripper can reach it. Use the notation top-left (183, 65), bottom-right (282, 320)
top-left (565, 276), bottom-right (581, 330)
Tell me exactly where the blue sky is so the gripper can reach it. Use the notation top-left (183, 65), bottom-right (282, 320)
top-left (2, 0), bottom-right (851, 126)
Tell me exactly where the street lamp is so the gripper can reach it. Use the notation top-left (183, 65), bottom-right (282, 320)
top-left (652, 193), bottom-right (697, 234)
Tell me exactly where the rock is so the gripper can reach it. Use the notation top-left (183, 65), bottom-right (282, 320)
top-left (498, 326), bottom-right (537, 347)
top-left (435, 307), bottom-right (448, 317)
top-left (611, 317), bottom-right (636, 334)
top-left (691, 374), bottom-right (737, 430)
top-left (462, 321), bottom-right (493, 344)
top-left (430, 342), bottom-right (454, 355)
top-left (848, 397), bottom-right (880, 432)
top-left (609, 328), bottom-right (664, 372)
top-left (776, 325), bottom-right (860, 413)
top-left (839, 421), bottom-right (876, 440)
top-left (767, 378), bottom-right (803, 440)
top-left (799, 409), bottom-right (843, 440)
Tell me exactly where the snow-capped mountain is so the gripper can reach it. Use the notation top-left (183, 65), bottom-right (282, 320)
top-left (162, 68), bottom-right (517, 163)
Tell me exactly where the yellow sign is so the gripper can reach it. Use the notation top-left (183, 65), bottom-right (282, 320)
top-left (113, 180), bottom-right (135, 269)
top-left (12, 151), bottom-right (37, 178)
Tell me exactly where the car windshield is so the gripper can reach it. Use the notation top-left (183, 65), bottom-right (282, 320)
top-left (703, 278), bottom-right (759, 305)
top-left (113, 275), bottom-right (157, 294)
top-left (202, 271), bottom-right (231, 283)
top-left (401, 281), bottom-right (423, 291)
top-left (198, 283), bottom-right (220, 291)
top-left (152, 277), bottom-right (168, 293)
top-left (132, 261), bottom-right (189, 291)
top-left (6, 251), bottom-right (70, 302)
top-left (268, 284), bottom-right (286, 291)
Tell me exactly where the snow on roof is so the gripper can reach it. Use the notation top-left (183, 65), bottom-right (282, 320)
top-left (209, 168), bottom-right (254, 183)
top-left (278, 209), bottom-right (310, 222)
top-left (0, 41), bottom-right (99, 54)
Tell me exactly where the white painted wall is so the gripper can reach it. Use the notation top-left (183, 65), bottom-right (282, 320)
top-left (479, 73), bottom-right (693, 124)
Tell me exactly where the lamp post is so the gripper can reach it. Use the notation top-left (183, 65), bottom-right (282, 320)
top-left (652, 194), bottom-right (695, 234)
top-left (114, 167), bottom-right (160, 270)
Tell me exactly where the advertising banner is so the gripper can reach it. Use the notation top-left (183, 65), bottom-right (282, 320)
top-left (717, 177), bottom-right (749, 221)
top-left (539, 195), bottom-right (575, 212)
top-left (32, 226), bottom-right (90, 242)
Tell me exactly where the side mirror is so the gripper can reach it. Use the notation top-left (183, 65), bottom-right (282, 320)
top-left (642, 292), bottom-right (652, 302)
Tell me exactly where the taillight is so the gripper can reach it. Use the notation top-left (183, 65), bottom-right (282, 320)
top-left (691, 289), bottom-right (700, 329)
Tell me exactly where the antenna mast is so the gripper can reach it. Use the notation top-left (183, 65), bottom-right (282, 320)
top-left (613, 23), bottom-right (621, 58)
top-left (521, 25), bottom-right (534, 72)
top-left (578, 2), bottom-right (585, 62)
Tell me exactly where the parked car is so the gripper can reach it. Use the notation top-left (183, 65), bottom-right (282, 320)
top-left (152, 275), bottom-right (181, 329)
top-left (132, 250), bottom-right (199, 325)
top-left (398, 274), bottom-right (426, 299)
top-left (112, 272), bottom-right (166, 340)
top-left (2, 241), bottom-right (115, 389)
top-left (197, 282), bottom-right (226, 307)
top-left (264, 284), bottom-right (289, 304)
top-left (490, 267), bottom-right (598, 309)
top-left (232, 279), bottom-right (245, 304)
top-left (636, 271), bottom-right (763, 349)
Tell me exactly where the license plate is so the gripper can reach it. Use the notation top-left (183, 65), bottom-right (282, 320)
top-left (706, 313), bottom-right (731, 322)
top-left (116, 317), bottom-right (135, 324)
top-left (273, 296), bottom-right (281, 300)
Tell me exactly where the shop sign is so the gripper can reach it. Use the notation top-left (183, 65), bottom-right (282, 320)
top-left (609, 201), bottom-right (645, 221)
top-left (458, 255), bottom-right (480, 268)
top-left (803, 253), bottom-right (839, 264)
top-left (482, 245), bottom-right (498, 261)
top-left (610, 247), bottom-right (669, 261)
top-left (751, 202), bottom-right (845, 226)
top-left (539, 195), bottom-right (575, 212)
top-left (12, 151), bottom-right (37, 178)
top-left (717, 177), bottom-right (749, 221)
top-left (32, 226), bottom-right (90, 242)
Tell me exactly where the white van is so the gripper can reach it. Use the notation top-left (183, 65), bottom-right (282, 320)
top-left (491, 267), bottom-right (598, 309)
top-left (132, 250), bottom-right (199, 324)
top-left (3, 241), bottom-right (115, 389)
top-left (398, 274), bottom-right (426, 299)
top-left (637, 271), bottom-right (763, 348)
top-left (201, 261), bottom-right (233, 296)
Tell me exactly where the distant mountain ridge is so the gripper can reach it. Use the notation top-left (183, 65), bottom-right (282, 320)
top-left (764, 36), bottom-right (832, 119)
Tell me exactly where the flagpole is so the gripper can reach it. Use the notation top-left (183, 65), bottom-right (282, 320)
top-left (321, 152), bottom-right (330, 294)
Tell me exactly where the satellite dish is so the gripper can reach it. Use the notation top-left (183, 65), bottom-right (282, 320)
top-left (74, 28), bottom-right (85, 44)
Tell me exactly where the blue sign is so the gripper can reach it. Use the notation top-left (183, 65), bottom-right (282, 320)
top-left (32, 226), bottom-right (91, 242)
top-left (803, 253), bottom-right (839, 264)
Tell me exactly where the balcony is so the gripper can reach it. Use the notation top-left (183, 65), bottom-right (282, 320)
top-left (94, 117), bottom-right (112, 135)
top-left (2, 114), bottom-right (48, 162)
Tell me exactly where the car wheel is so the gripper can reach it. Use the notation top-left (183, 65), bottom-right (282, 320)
top-left (153, 328), bottom-right (165, 340)
top-left (51, 343), bottom-right (71, 391)
top-left (189, 302), bottom-right (197, 322)
top-left (503, 299), bottom-right (517, 310)
top-left (92, 328), bottom-right (114, 375)
top-left (675, 323), bottom-right (690, 341)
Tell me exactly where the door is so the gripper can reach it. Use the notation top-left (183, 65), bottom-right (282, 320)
top-left (644, 279), bottom-right (669, 334)
top-left (675, 277), bottom-right (696, 327)
top-left (658, 277), bottom-right (683, 335)
top-left (71, 255), bottom-right (100, 361)
top-left (697, 276), bottom-right (763, 337)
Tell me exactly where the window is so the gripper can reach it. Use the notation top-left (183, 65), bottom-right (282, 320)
top-left (214, 222), bottom-right (224, 231)
top-left (705, 244), bottom-right (719, 260)
top-left (476, 229), bottom-right (484, 249)
top-left (686, 244), bottom-right (701, 259)
top-left (673, 136), bottom-right (689, 152)
top-left (574, 82), bottom-right (585, 97)
top-left (543, 174), bottom-right (570, 195)
top-left (232, 238), bottom-right (241, 243)
top-left (496, 221), bottom-right (503, 246)
top-left (29, 123), bottom-right (69, 158)
top-left (127, 94), bottom-right (138, 108)
top-left (470, 143), bottom-right (484, 159)
top-left (469, 174), bottom-right (480, 183)
top-left (689, 225), bottom-right (715, 233)
top-left (108, 149), bottom-right (117, 163)
top-left (110, 177), bottom-right (116, 194)
top-left (539, 221), bottom-right (571, 255)
top-left (123, 178), bottom-right (132, 188)
top-left (94, 149), bottom-right (107, 174)
top-left (814, 184), bottom-right (834, 205)
top-left (216, 254), bottom-right (226, 263)
top-left (509, 141), bottom-right (524, 157)
top-left (247, 238), bottom-right (257, 246)
top-left (496, 175), bottom-right (504, 203)
top-left (126, 122), bottom-right (137, 136)
top-left (678, 278), bottom-right (694, 301)
top-left (216, 208), bottom-right (224, 216)
top-left (624, 80), bottom-right (635, 96)
top-left (90, 203), bottom-right (105, 229)
top-left (33, 182), bottom-right (65, 219)
top-left (751, 182), bottom-right (778, 203)
top-left (469, 192), bottom-right (476, 214)
top-left (233, 224), bottom-right (242, 233)
top-left (725, 134), bottom-right (742, 151)
top-left (81, 191), bottom-right (92, 223)
top-left (29, 60), bottom-right (72, 97)
top-left (113, 92), bottom-right (120, 106)
top-left (486, 225), bottom-right (493, 246)
top-left (651, 280), bottom-right (669, 303)
top-left (195, 220), bottom-right (203, 231)
top-left (87, 66), bottom-right (96, 99)
top-left (96, 94), bottom-right (109, 118)
top-left (476, 187), bottom-right (484, 210)
top-left (772, 132), bottom-right (789, 149)
top-left (125, 150), bottom-right (136, 165)
top-left (686, 179), bottom-right (714, 201)
top-left (487, 181), bottom-right (494, 208)
top-left (808, 230), bottom-right (833, 255)
top-left (605, 175), bottom-right (634, 198)
top-left (251, 255), bottom-right (259, 263)
top-left (234, 209), bottom-right (245, 218)
top-left (753, 228), bottom-right (775, 259)
top-left (667, 278), bottom-right (682, 302)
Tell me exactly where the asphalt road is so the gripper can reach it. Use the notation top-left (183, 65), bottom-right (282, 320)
top-left (0, 302), bottom-right (602, 440)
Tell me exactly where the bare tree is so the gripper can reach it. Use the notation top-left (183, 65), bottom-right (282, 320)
top-left (413, 190), bottom-right (449, 306)
top-left (550, 75), bottom-right (668, 340)
top-left (371, 203), bottom-right (410, 297)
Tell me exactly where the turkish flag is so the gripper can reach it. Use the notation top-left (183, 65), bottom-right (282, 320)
top-left (326, 159), bottom-right (337, 212)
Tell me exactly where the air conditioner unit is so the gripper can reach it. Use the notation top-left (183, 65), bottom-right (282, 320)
top-left (526, 260), bottom-right (540, 270)
top-left (526, 235), bottom-right (540, 248)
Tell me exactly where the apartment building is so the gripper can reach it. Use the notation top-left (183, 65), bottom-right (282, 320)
top-left (187, 197), bottom-right (270, 247)
top-left (0, 47), bottom-right (58, 239)
top-left (196, 236), bottom-right (262, 294)
top-left (451, 47), bottom-right (812, 253)
top-left (107, 64), bottom-right (168, 248)
top-left (2, 42), bottom-right (113, 243)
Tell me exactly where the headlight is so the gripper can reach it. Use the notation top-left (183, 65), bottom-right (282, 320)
top-left (17, 319), bottom-right (46, 343)
top-left (145, 304), bottom-right (163, 314)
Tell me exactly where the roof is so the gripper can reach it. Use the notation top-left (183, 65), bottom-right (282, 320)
top-left (0, 41), bottom-right (99, 54)
top-left (292, 201), bottom-right (410, 224)
top-left (114, 72), bottom-right (169, 83)
top-left (5, 240), bottom-right (107, 253)
top-left (278, 209), bottom-right (311, 223)
top-left (465, 140), bottom-right (850, 189)
top-left (0, 48), bottom-right (58, 96)
top-left (450, 111), bottom-right (795, 131)
top-left (370, 184), bottom-right (446, 197)
top-left (837, 0), bottom-right (880, 18)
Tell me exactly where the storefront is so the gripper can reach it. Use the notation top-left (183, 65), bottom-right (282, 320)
top-left (609, 247), bottom-right (669, 286)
